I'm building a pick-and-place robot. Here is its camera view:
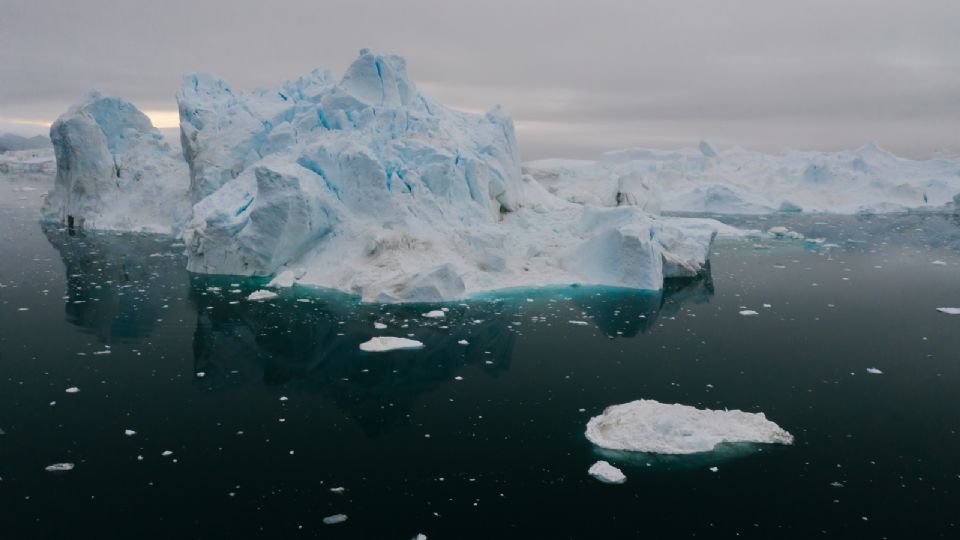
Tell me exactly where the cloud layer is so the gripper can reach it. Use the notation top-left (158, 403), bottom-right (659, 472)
top-left (2, 0), bottom-right (957, 158)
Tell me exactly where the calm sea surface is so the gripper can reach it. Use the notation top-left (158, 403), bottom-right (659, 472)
top-left (2, 179), bottom-right (960, 539)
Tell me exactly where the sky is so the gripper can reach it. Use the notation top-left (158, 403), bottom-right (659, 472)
top-left (1, 0), bottom-right (957, 159)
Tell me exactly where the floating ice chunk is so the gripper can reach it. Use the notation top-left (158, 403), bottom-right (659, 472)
top-left (329, 486), bottom-right (345, 494)
top-left (585, 399), bottom-right (794, 454)
top-left (931, 260), bottom-right (947, 265)
top-left (359, 337), bottom-right (425, 352)
top-left (866, 368), bottom-right (883, 374)
top-left (568, 320), bottom-right (589, 325)
top-left (124, 429), bottom-right (137, 436)
top-left (588, 460), bottom-right (626, 484)
top-left (322, 514), bottom-right (348, 525)
top-left (45, 463), bottom-right (75, 472)
top-left (457, 339), bottom-right (469, 345)
top-left (161, 450), bottom-right (173, 456)
top-left (65, 387), bottom-right (80, 393)
top-left (767, 226), bottom-right (789, 237)
top-left (374, 322), bottom-right (388, 329)
top-left (247, 290), bottom-right (278, 301)
top-left (422, 310), bottom-right (445, 319)
top-left (739, 310), bottom-right (759, 316)
top-left (412, 535), bottom-right (427, 540)
top-left (936, 307), bottom-right (960, 315)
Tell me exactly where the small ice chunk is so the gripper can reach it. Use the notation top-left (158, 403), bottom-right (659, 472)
top-left (932, 260), bottom-right (947, 265)
top-left (936, 307), bottom-right (960, 315)
top-left (709, 466), bottom-right (719, 472)
top-left (585, 399), bottom-right (794, 454)
top-left (45, 463), bottom-right (74, 472)
top-left (329, 486), bottom-right (345, 494)
top-left (739, 310), bottom-right (759, 316)
top-left (568, 320), bottom-right (589, 326)
top-left (374, 322), bottom-right (388, 329)
top-left (322, 514), bottom-right (348, 525)
top-left (768, 226), bottom-right (789, 237)
top-left (196, 371), bottom-right (206, 378)
top-left (866, 368), bottom-right (883, 374)
top-left (588, 460), bottom-right (626, 484)
top-left (65, 387), bottom-right (80, 393)
top-left (359, 337), bottom-right (425, 352)
top-left (124, 429), bottom-right (137, 436)
top-left (422, 310), bottom-right (445, 319)
top-left (247, 290), bottom-right (278, 301)
top-left (457, 339), bottom-right (469, 345)
top-left (162, 450), bottom-right (173, 456)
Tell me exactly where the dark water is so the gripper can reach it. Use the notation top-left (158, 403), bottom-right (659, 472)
top-left (2, 180), bottom-right (960, 539)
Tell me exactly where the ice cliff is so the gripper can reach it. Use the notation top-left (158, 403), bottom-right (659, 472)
top-left (42, 92), bottom-right (190, 233)
top-left (525, 142), bottom-right (960, 215)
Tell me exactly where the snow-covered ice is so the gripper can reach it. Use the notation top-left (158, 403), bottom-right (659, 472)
top-left (585, 399), bottom-right (794, 454)
top-left (359, 336), bottom-right (425, 352)
top-left (588, 460), bottom-right (627, 484)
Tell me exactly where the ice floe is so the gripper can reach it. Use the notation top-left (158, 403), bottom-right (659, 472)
top-left (359, 336), bottom-right (425, 352)
top-left (585, 399), bottom-right (794, 454)
top-left (588, 460), bottom-right (627, 484)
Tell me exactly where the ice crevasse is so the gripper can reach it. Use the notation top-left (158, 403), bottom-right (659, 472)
top-left (42, 49), bottom-right (718, 303)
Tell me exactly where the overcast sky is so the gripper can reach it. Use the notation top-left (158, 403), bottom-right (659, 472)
top-left (1, 0), bottom-right (957, 159)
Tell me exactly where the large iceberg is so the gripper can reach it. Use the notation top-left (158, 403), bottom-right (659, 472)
top-left (42, 92), bottom-right (190, 233)
top-left (41, 50), bottom-right (717, 302)
top-left (525, 141), bottom-right (960, 215)
top-left (174, 50), bottom-right (715, 302)
top-left (585, 399), bottom-right (794, 454)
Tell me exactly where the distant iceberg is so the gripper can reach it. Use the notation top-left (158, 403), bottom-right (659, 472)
top-left (525, 141), bottom-right (960, 215)
top-left (585, 399), bottom-right (794, 454)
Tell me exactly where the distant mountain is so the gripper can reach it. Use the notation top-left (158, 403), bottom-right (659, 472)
top-left (0, 133), bottom-right (51, 153)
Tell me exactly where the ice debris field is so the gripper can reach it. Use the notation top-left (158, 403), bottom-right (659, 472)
top-left (32, 49), bottom-right (960, 305)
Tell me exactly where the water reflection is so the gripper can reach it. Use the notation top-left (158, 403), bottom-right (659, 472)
top-left (45, 226), bottom-right (715, 434)
top-left (43, 225), bottom-right (187, 343)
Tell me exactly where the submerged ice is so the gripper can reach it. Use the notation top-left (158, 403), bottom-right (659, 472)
top-left (585, 399), bottom-right (794, 455)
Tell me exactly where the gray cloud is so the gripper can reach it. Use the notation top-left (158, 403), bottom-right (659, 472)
top-left (1, 0), bottom-right (957, 158)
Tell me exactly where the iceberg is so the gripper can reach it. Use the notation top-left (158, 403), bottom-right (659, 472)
top-left (585, 399), bottom-right (794, 454)
top-left (43, 50), bottom-right (718, 302)
top-left (42, 92), bottom-right (190, 233)
top-left (173, 50), bottom-right (718, 301)
top-left (525, 141), bottom-right (960, 215)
